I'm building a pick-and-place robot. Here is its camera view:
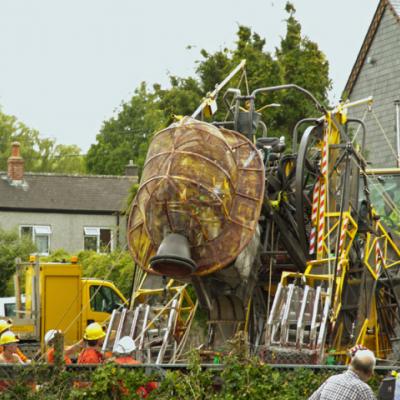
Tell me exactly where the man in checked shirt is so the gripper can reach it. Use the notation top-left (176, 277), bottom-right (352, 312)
top-left (308, 348), bottom-right (376, 400)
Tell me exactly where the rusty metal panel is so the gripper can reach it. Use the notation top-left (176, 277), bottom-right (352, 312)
top-left (127, 117), bottom-right (264, 276)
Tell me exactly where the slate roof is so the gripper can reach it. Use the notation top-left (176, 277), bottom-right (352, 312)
top-left (344, 0), bottom-right (400, 96)
top-left (0, 172), bottom-right (137, 213)
top-left (390, 0), bottom-right (400, 14)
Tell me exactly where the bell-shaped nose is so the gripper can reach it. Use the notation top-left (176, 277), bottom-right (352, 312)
top-left (150, 233), bottom-right (197, 277)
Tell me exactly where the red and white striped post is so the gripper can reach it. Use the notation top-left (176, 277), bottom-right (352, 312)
top-left (337, 216), bottom-right (349, 273)
top-left (317, 134), bottom-right (329, 257)
top-left (309, 179), bottom-right (321, 255)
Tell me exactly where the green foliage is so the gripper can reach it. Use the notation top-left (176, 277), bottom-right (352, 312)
top-left (273, 3), bottom-right (330, 146)
top-left (86, 83), bottom-right (168, 175)
top-left (0, 356), bottom-right (381, 400)
top-left (154, 76), bottom-right (203, 124)
top-left (0, 109), bottom-right (86, 174)
top-left (0, 227), bottom-right (36, 296)
top-left (77, 250), bottom-right (135, 299)
top-left (39, 249), bottom-right (135, 299)
top-left (41, 248), bottom-right (72, 263)
top-left (87, 2), bottom-right (331, 176)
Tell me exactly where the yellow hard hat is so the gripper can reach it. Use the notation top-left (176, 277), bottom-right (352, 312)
top-left (0, 319), bottom-right (12, 334)
top-left (83, 322), bottom-right (106, 341)
top-left (0, 331), bottom-right (19, 346)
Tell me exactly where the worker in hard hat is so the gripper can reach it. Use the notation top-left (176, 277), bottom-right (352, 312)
top-left (113, 336), bottom-right (140, 365)
top-left (45, 329), bottom-right (83, 365)
top-left (0, 331), bottom-right (25, 364)
top-left (77, 322), bottom-right (105, 364)
top-left (0, 319), bottom-right (29, 363)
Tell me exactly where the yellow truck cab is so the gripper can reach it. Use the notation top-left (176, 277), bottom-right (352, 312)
top-left (11, 257), bottom-right (127, 347)
top-left (81, 277), bottom-right (126, 331)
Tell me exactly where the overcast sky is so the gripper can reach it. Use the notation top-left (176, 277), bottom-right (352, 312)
top-left (0, 0), bottom-right (378, 152)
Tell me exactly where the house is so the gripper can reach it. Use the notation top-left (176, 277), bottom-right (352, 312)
top-left (0, 142), bottom-right (138, 255)
top-left (344, 0), bottom-right (400, 168)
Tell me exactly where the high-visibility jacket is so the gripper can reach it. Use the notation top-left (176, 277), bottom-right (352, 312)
top-left (115, 355), bottom-right (141, 365)
top-left (47, 347), bottom-right (72, 365)
top-left (77, 347), bottom-right (103, 364)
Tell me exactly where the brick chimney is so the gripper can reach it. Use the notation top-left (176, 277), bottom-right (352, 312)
top-left (7, 142), bottom-right (24, 181)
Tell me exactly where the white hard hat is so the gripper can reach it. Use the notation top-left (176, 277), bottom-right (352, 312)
top-left (44, 329), bottom-right (58, 345)
top-left (115, 336), bottom-right (136, 354)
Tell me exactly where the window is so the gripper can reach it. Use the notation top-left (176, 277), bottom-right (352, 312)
top-left (20, 225), bottom-right (51, 255)
top-left (4, 303), bottom-right (16, 317)
top-left (84, 227), bottom-right (112, 253)
top-left (89, 285), bottom-right (124, 313)
top-left (360, 173), bottom-right (400, 230)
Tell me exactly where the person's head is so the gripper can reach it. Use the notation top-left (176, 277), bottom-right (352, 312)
top-left (114, 336), bottom-right (135, 356)
top-left (349, 349), bottom-right (376, 381)
top-left (0, 331), bottom-right (19, 354)
top-left (83, 322), bottom-right (106, 347)
top-left (44, 329), bottom-right (59, 347)
top-left (0, 319), bottom-right (12, 335)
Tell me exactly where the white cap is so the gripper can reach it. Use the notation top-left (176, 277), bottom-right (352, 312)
top-left (115, 336), bottom-right (136, 354)
top-left (44, 329), bottom-right (58, 345)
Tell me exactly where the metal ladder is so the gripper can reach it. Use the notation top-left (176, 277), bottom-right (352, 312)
top-left (102, 299), bottom-right (179, 364)
top-left (264, 283), bottom-right (331, 363)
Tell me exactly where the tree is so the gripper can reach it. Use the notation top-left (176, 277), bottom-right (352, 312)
top-left (77, 250), bottom-right (135, 298)
top-left (87, 2), bottom-right (331, 174)
top-left (273, 2), bottom-right (331, 145)
top-left (0, 108), bottom-right (86, 174)
top-left (0, 110), bottom-right (42, 172)
top-left (196, 8), bottom-right (331, 145)
top-left (86, 83), bottom-right (167, 175)
top-left (35, 141), bottom-right (86, 174)
top-left (154, 76), bottom-right (203, 124)
top-left (0, 228), bottom-right (36, 296)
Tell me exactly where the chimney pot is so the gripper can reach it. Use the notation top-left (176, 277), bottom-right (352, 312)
top-left (11, 142), bottom-right (21, 157)
top-left (8, 141), bottom-right (24, 181)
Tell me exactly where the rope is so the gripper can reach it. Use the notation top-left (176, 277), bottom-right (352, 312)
top-left (35, 240), bottom-right (131, 362)
top-left (243, 68), bottom-right (250, 96)
top-left (324, 122), bottom-right (334, 290)
top-left (351, 108), bottom-right (368, 145)
top-left (61, 245), bottom-right (128, 335)
top-left (371, 110), bottom-right (398, 161)
top-left (223, 66), bottom-right (248, 121)
top-left (358, 163), bottom-right (400, 218)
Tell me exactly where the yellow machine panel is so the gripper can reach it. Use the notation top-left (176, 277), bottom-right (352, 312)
top-left (40, 264), bottom-right (82, 345)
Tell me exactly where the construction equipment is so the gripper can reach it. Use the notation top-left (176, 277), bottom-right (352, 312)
top-left (4, 256), bottom-right (127, 352)
top-left (106, 62), bottom-right (400, 364)
top-left (102, 276), bottom-right (197, 363)
top-left (262, 99), bottom-right (400, 363)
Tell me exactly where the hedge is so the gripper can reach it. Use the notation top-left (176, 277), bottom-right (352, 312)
top-left (0, 355), bottom-right (381, 400)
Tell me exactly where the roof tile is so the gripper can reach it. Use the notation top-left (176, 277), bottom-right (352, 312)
top-left (389, 0), bottom-right (400, 14)
top-left (0, 172), bottom-right (137, 213)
